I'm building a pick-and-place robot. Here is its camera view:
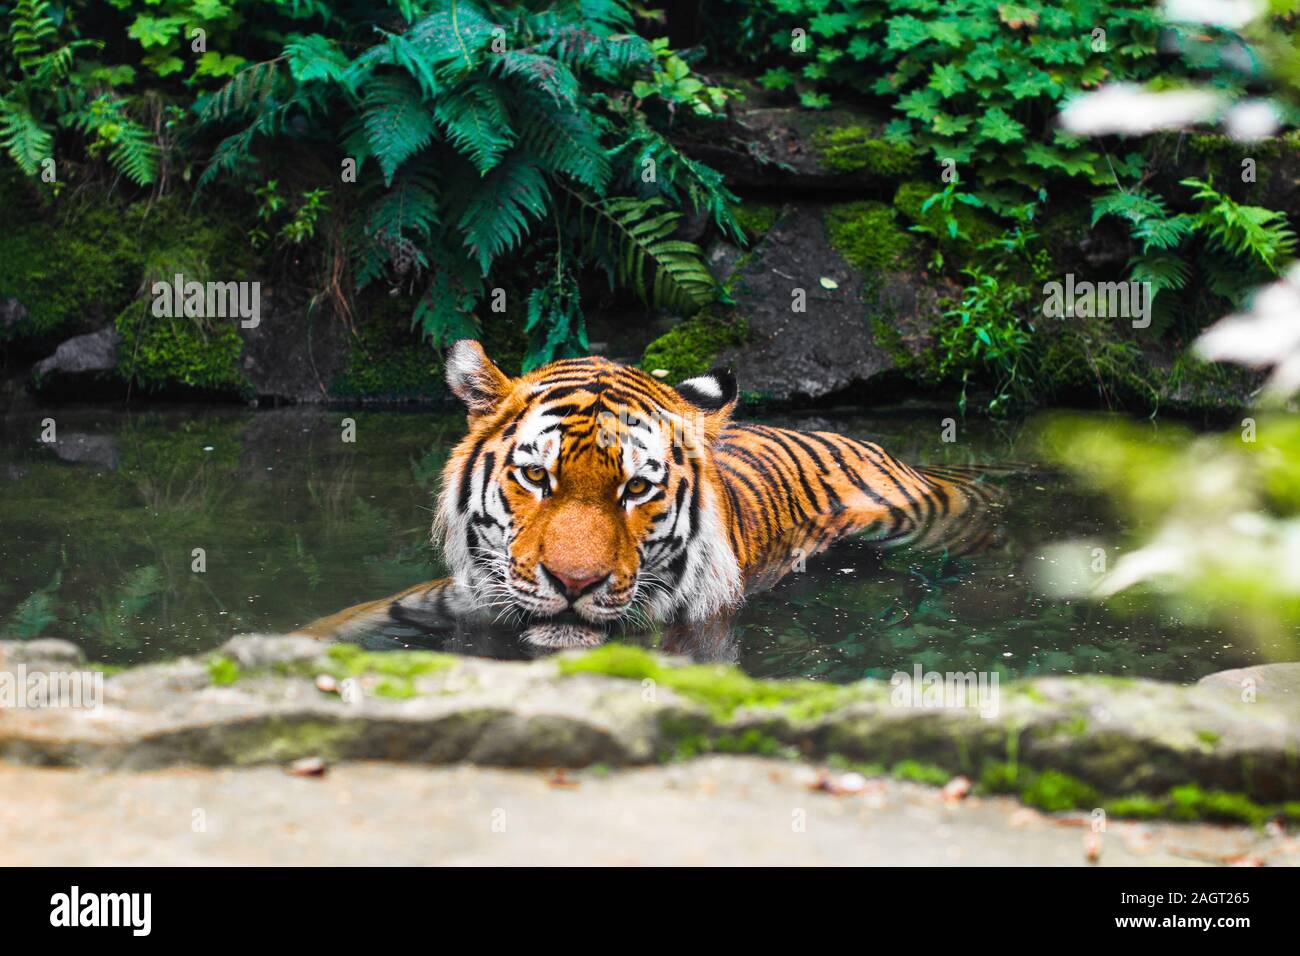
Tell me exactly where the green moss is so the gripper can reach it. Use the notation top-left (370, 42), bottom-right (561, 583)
top-left (320, 642), bottom-right (455, 680)
top-left (1021, 769), bottom-right (1099, 813)
top-left (639, 310), bottom-right (748, 384)
top-left (1036, 318), bottom-right (1157, 408)
top-left (0, 178), bottom-right (256, 382)
top-left (1167, 785), bottom-right (1269, 826)
top-left (223, 716), bottom-right (363, 765)
top-left (557, 644), bottom-right (848, 720)
top-left (330, 294), bottom-right (444, 400)
top-left (114, 301), bottom-right (251, 395)
top-left (0, 176), bottom-right (148, 345)
top-left (207, 655), bottom-right (241, 687)
top-left (733, 203), bottom-right (780, 244)
top-left (1051, 716), bottom-right (1089, 738)
top-left (890, 759), bottom-right (951, 786)
top-left (811, 126), bottom-right (917, 176)
top-left (978, 761), bottom-right (1098, 812)
top-left (1103, 794), bottom-right (1168, 820)
top-left (824, 201), bottom-right (915, 273)
top-left (978, 760), bottom-right (1022, 794)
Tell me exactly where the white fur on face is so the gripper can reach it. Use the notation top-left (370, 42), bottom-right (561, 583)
top-left (436, 399), bottom-right (742, 628)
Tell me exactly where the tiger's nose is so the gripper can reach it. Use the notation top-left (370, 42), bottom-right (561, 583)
top-left (542, 566), bottom-right (608, 598)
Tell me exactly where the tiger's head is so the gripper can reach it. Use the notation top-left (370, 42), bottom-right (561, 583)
top-left (436, 340), bottom-right (743, 631)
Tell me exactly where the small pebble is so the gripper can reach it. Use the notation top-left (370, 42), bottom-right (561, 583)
top-left (315, 674), bottom-right (339, 694)
top-left (941, 775), bottom-right (972, 802)
top-left (288, 756), bottom-right (327, 777)
top-left (1083, 831), bottom-right (1102, 863)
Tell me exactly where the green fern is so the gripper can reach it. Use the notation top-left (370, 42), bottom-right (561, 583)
top-left (0, 99), bottom-right (52, 175)
top-left (567, 191), bottom-right (717, 315)
top-left (524, 268), bottom-right (587, 371)
top-left (70, 95), bottom-right (159, 186)
top-left (432, 79), bottom-right (513, 175)
top-left (519, 94), bottom-right (610, 193)
top-left (8, 0), bottom-right (58, 73)
top-left (192, 0), bottom-right (728, 355)
top-left (457, 154), bottom-right (550, 273)
top-left (362, 75), bottom-right (438, 185)
top-left (1182, 177), bottom-right (1297, 273)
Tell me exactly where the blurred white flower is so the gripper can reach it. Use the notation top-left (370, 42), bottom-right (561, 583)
top-left (1224, 99), bottom-right (1281, 140)
top-left (1161, 0), bottom-right (1265, 28)
top-left (1059, 84), bottom-right (1224, 135)
top-left (1194, 264), bottom-right (1300, 400)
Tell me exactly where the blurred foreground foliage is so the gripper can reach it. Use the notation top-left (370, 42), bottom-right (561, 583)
top-left (1038, 413), bottom-right (1300, 653)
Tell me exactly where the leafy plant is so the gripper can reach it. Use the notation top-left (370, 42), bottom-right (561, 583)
top-left (195, 0), bottom-right (738, 368)
top-left (1092, 176), bottom-right (1296, 331)
top-left (1, 0), bottom-right (161, 185)
top-left (740, 0), bottom-right (1193, 211)
top-left (939, 263), bottom-right (1035, 415)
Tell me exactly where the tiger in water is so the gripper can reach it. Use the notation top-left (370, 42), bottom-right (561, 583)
top-left (298, 340), bottom-right (1002, 648)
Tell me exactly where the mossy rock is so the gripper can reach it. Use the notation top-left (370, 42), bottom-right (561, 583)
top-left (109, 198), bottom-right (258, 397)
top-left (0, 177), bottom-right (257, 351)
top-left (733, 203), bottom-right (781, 244)
top-left (329, 295), bottom-right (444, 401)
top-left (811, 126), bottom-right (918, 177)
top-left (640, 309), bottom-right (748, 385)
top-left (114, 302), bottom-right (252, 396)
top-left (0, 177), bottom-right (145, 347)
top-left (823, 201), bottom-right (916, 273)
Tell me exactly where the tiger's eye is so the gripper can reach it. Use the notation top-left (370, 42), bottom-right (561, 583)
top-left (625, 477), bottom-right (651, 497)
top-left (522, 465), bottom-right (548, 484)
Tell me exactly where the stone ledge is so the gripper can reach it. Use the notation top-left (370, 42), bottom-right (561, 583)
top-left (1, 636), bottom-right (1296, 806)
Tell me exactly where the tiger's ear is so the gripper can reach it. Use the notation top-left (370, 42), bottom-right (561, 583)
top-left (446, 339), bottom-right (512, 417)
top-left (675, 367), bottom-right (738, 441)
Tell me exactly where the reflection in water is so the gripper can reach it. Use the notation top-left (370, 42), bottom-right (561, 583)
top-left (0, 404), bottom-right (1281, 682)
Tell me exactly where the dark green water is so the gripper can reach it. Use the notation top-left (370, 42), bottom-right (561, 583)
top-left (0, 403), bottom-right (1279, 682)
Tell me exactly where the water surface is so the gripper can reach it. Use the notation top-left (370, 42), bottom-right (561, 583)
top-left (0, 403), bottom-right (1282, 682)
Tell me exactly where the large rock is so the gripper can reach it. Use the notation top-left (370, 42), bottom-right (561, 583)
top-left (717, 204), bottom-right (948, 402)
top-left (237, 284), bottom-right (350, 403)
top-left (672, 77), bottom-right (911, 192)
top-left (31, 325), bottom-right (119, 380)
top-left (3, 635), bottom-right (1298, 803)
top-left (0, 297), bottom-right (27, 334)
top-left (1197, 663), bottom-right (1300, 719)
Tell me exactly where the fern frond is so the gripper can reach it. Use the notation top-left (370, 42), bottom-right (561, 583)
top-left (457, 153), bottom-right (550, 272)
top-left (199, 59), bottom-right (285, 122)
top-left (433, 79), bottom-right (513, 175)
top-left (9, 0), bottom-right (58, 73)
top-left (0, 99), bottom-right (52, 176)
top-left (492, 51), bottom-right (578, 107)
top-left (566, 190), bottom-right (716, 314)
top-left (1089, 187), bottom-right (1167, 227)
top-left (402, 2), bottom-right (499, 84)
top-left (284, 33), bottom-right (350, 84)
top-left (523, 268), bottom-right (586, 371)
top-left (1132, 213), bottom-right (1195, 252)
top-left (367, 168), bottom-right (440, 243)
top-left (1182, 177), bottom-right (1296, 273)
top-left (610, 123), bottom-right (742, 242)
top-left (107, 118), bottom-right (159, 186)
top-left (518, 93), bottom-right (610, 193)
top-left (1129, 251), bottom-right (1190, 295)
top-left (362, 74), bottom-right (438, 185)
top-left (412, 246), bottom-right (484, 345)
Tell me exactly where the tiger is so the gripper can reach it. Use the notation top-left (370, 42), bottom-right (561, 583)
top-left (296, 339), bottom-right (1002, 647)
